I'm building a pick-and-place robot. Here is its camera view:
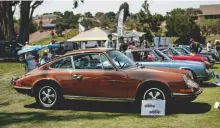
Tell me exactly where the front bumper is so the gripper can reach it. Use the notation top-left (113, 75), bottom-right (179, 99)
top-left (172, 88), bottom-right (203, 101)
top-left (14, 86), bottom-right (33, 96)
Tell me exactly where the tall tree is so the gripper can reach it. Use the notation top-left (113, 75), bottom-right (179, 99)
top-left (19, 0), bottom-right (43, 44)
top-left (0, 1), bottom-right (19, 41)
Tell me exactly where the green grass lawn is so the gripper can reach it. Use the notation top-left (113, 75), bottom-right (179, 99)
top-left (0, 61), bottom-right (220, 128)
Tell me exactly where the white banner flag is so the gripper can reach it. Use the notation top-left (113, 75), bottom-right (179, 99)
top-left (117, 9), bottom-right (124, 36)
top-left (79, 23), bottom-right (85, 33)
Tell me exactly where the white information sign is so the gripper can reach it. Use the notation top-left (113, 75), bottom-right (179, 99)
top-left (141, 100), bottom-right (166, 116)
top-left (214, 72), bottom-right (220, 86)
top-left (214, 102), bottom-right (220, 109)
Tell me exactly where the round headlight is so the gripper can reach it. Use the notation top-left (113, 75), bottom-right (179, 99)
top-left (188, 71), bottom-right (194, 80)
top-left (182, 74), bottom-right (188, 82)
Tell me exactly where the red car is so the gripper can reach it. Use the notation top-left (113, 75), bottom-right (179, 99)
top-left (159, 47), bottom-right (211, 68)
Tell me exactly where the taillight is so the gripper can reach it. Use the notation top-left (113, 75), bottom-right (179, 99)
top-left (16, 81), bottom-right (21, 86)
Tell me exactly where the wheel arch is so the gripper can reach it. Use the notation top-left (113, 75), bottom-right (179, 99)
top-left (179, 67), bottom-right (197, 78)
top-left (32, 79), bottom-right (63, 96)
top-left (135, 80), bottom-right (172, 100)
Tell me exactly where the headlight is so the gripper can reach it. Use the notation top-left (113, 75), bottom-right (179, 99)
top-left (182, 75), bottom-right (188, 82)
top-left (182, 75), bottom-right (198, 88)
top-left (187, 71), bottom-right (194, 80)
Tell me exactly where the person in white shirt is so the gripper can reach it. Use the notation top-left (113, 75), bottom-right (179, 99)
top-left (207, 41), bottom-right (211, 52)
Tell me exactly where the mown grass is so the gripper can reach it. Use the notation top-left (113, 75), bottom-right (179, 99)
top-left (0, 61), bottom-right (220, 128)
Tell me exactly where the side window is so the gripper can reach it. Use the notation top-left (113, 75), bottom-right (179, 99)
top-left (50, 56), bottom-right (73, 69)
top-left (100, 54), bottom-right (114, 70)
top-left (73, 54), bottom-right (102, 69)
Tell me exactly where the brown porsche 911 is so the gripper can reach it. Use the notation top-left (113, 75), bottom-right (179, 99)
top-left (13, 48), bottom-right (202, 108)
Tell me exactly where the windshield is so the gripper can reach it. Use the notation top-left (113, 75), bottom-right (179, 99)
top-left (169, 47), bottom-right (181, 55)
top-left (175, 48), bottom-right (190, 55)
top-left (154, 49), bottom-right (173, 62)
top-left (107, 50), bottom-right (136, 69)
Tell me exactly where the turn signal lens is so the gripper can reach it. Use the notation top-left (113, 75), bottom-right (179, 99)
top-left (179, 89), bottom-right (193, 93)
top-left (16, 81), bottom-right (21, 86)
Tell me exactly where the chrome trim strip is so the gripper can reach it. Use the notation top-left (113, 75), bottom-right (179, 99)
top-left (63, 95), bottom-right (135, 102)
top-left (172, 93), bottom-right (191, 96)
top-left (14, 86), bottom-right (32, 90)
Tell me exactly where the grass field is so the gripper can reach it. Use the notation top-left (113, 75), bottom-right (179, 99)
top-left (0, 62), bottom-right (220, 128)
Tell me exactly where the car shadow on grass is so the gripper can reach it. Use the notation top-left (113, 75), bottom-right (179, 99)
top-left (0, 111), bottom-right (125, 127)
top-left (24, 99), bottom-right (211, 115)
top-left (200, 81), bottom-right (220, 87)
top-left (167, 102), bottom-right (211, 115)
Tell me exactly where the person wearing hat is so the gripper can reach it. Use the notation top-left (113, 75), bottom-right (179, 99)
top-left (26, 54), bottom-right (38, 72)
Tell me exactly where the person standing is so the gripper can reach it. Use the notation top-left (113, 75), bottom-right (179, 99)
top-left (119, 37), bottom-right (128, 52)
top-left (215, 41), bottom-right (220, 60)
top-left (190, 38), bottom-right (200, 54)
top-left (105, 34), bottom-right (113, 48)
top-left (207, 41), bottom-right (211, 52)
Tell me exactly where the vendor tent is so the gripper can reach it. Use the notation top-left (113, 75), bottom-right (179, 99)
top-left (67, 27), bottom-right (111, 42)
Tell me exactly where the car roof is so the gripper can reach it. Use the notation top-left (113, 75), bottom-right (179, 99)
top-left (65, 47), bottom-right (114, 55)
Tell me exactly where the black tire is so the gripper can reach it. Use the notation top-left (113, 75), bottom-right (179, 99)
top-left (35, 85), bottom-right (62, 109)
top-left (135, 85), bottom-right (172, 110)
top-left (18, 54), bottom-right (25, 62)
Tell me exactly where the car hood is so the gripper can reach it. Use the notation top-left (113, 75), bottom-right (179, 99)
top-left (174, 60), bottom-right (204, 65)
top-left (146, 67), bottom-right (187, 75)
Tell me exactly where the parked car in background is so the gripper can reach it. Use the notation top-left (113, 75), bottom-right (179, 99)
top-left (0, 40), bottom-right (23, 61)
top-left (158, 47), bottom-right (211, 68)
top-left (174, 47), bottom-right (215, 67)
top-left (181, 45), bottom-right (217, 60)
top-left (125, 49), bottom-right (213, 82)
top-left (12, 48), bottom-right (202, 108)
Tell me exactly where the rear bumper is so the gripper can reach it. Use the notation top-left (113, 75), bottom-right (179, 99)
top-left (172, 88), bottom-right (202, 101)
top-left (14, 86), bottom-right (33, 96)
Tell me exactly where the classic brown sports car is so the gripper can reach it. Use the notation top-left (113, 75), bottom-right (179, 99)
top-left (13, 48), bottom-right (202, 108)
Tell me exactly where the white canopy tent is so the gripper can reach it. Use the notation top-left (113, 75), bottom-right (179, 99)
top-left (67, 27), bottom-right (111, 42)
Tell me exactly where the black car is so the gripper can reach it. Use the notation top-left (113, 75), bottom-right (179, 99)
top-left (0, 40), bottom-right (23, 61)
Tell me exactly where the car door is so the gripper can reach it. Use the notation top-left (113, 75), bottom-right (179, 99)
top-left (49, 56), bottom-right (76, 95)
top-left (71, 53), bottom-right (128, 98)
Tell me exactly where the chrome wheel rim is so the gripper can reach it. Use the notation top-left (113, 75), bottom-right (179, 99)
top-left (143, 88), bottom-right (165, 100)
top-left (18, 55), bottom-right (24, 62)
top-left (39, 86), bottom-right (57, 108)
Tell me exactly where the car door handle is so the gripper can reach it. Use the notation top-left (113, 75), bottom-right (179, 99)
top-left (72, 74), bottom-right (82, 80)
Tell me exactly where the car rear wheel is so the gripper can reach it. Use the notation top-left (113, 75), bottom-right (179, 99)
top-left (35, 85), bottom-right (61, 108)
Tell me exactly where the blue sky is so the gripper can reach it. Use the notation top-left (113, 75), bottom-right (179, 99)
top-left (14, 0), bottom-right (220, 18)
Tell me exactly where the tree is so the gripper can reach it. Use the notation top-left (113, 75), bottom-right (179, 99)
top-left (166, 8), bottom-right (201, 44)
top-left (95, 12), bottom-right (104, 19)
top-left (0, 1), bottom-right (19, 41)
top-left (84, 12), bottom-right (93, 18)
top-left (19, 0), bottom-right (43, 44)
top-left (118, 2), bottom-right (129, 23)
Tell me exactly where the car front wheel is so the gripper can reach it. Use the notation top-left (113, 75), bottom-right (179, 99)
top-left (143, 88), bottom-right (166, 100)
top-left (35, 85), bottom-right (61, 108)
